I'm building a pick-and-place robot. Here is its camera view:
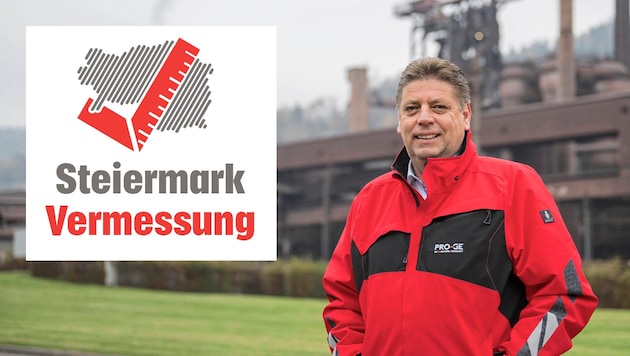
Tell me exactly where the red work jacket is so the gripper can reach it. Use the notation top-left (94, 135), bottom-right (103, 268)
top-left (323, 133), bottom-right (598, 355)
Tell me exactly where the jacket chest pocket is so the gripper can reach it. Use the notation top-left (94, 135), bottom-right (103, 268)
top-left (417, 209), bottom-right (505, 289)
top-left (362, 231), bottom-right (410, 277)
top-left (351, 230), bottom-right (411, 294)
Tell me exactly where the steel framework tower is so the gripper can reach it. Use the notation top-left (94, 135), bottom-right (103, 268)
top-left (394, 0), bottom-right (518, 110)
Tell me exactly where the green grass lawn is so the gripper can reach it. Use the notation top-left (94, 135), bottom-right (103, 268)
top-left (0, 271), bottom-right (629, 355)
top-left (0, 271), bottom-right (328, 355)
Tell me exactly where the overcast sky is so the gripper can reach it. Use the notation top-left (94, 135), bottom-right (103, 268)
top-left (0, 0), bottom-right (615, 127)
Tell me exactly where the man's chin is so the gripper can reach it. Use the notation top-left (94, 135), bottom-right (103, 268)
top-left (414, 149), bottom-right (439, 160)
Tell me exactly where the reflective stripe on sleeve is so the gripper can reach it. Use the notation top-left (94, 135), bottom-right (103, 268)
top-left (518, 297), bottom-right (567, 356)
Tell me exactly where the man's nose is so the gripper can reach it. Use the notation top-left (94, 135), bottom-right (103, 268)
top-left (416, 107), bottom-right (434, 125)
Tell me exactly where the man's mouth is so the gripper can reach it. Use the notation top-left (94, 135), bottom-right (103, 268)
top-left (415, 134), bottom-right (439, 140)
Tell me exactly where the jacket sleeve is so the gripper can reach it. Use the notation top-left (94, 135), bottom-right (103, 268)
top-left (501, 165), bottom-right (598, 356)
top-left (322, 200), bottom-right (364, 356)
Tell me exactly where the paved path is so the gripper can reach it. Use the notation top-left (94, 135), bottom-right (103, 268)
top-left (0, 345), bottom-right (110, 356)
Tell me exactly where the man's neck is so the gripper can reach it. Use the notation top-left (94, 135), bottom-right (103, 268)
top-left (410, 141), bottom-right (466, 176)
top-left (410, 159), bottom-right (427, 177)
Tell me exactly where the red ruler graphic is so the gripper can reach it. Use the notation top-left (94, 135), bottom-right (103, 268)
top-left (78, 38), bottom-right (199, 151)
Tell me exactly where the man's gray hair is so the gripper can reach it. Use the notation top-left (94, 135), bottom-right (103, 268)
top-left (395, 57), bottom-right (471, 110)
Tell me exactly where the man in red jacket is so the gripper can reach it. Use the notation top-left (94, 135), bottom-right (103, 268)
top-left (322, 57), bottom-right (598, 355)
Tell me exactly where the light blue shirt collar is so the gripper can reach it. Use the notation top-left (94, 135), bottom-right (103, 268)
top-left (406, 160), bottom-right (427, 199)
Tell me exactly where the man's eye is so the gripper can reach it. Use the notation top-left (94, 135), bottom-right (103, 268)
top-left (404, 106), bottom-right (419, 113)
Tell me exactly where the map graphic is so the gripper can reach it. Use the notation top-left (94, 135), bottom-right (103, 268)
top-left (77, 38), bottom-right (213, 151)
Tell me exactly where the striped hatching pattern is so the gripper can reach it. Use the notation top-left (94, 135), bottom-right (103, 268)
top-left (77, 41), bottom-right (175, 113)
top-left (156, 58), bottom-right (213, 132)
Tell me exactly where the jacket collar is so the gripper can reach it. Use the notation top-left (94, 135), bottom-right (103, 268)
top-left (392, 131), bottom-right (477, 193)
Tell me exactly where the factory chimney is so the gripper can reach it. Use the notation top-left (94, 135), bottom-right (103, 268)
top-left (615, 0), bottom-right (630, 70)
top-left (347, 67), bottom-right (369, 133)
top-left (558, 0), bottom-right (576, 100)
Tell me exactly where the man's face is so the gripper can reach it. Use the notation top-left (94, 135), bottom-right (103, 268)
top-left (397, 78), bottom-right (471, 171)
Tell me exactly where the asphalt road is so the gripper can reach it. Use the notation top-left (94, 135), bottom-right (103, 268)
top-left (0, 346), bottom-right (111, 356)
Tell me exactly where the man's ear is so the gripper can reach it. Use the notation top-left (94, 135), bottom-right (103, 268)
top-left (463, 102), bottom-right (472, 130)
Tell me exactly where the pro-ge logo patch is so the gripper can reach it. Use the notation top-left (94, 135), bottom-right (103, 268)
top-left (77, 38), bottom-right (213, 151)
top-left (434, 242), bottom-right (464, 254)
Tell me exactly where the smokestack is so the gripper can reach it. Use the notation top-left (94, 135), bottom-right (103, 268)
top-left (347, 67), bottom-right (369, 133)
top-left (558, 0), bottom-right (576, 99)
top-left (615, 0), bottom-right (630, 69)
